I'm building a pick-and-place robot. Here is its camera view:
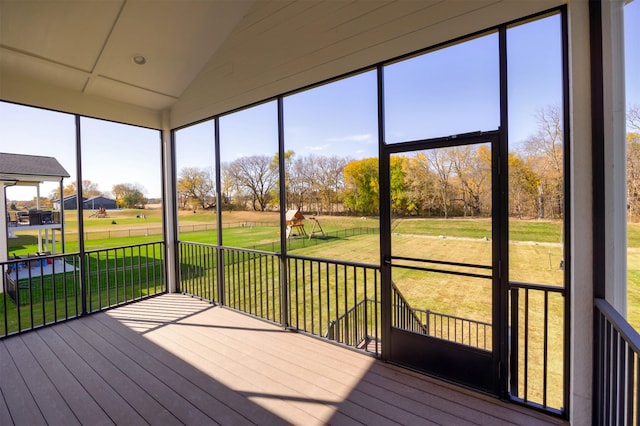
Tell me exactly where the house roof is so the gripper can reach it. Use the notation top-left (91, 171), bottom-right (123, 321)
top-left (0, 152), bottom-right (70, 183)
top-left (53, 194), bottom-right (86, 202)
top-left (86, 195), bottom-right (115, 202)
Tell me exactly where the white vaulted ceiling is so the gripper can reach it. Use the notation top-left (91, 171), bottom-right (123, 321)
top-left (0, 0), bottom-right (253, 127)
top-left (0, 0), bottom-right (562, 130)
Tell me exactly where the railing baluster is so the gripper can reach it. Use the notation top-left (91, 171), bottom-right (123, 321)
top-left (510, 287), bottom-right (519, 397)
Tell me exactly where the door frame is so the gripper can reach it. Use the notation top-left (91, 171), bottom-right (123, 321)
top-left (379, 130), bottom-right (508, 397)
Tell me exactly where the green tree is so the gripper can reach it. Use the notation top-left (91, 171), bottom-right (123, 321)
top-left (390, 156), bottom-right (408, 215)
top-left (508, 152), bottom-right (539, 219)
top-left (403, 152), bottom-right (437, 216)
top-left (344, 158), bottom-right (379, 215)
top-left (177, 167), bottom-right (215, 210)
top-left (112, 183), bottom-right (146, 208)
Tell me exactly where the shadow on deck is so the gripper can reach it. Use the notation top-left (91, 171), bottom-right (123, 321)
top-left (0, 294), bottom-right (566, 425)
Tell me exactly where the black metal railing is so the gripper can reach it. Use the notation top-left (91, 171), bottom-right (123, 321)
top-left (0, 242), bottom-right (165, 338)
top-left (509, 281), bottom-right (565, 414)
top-left (84, 242), bottom-right (166, 313)
top-left (2, 253), bottom-right (82, 335)
top-left (326, 298), bottom-right (379, 353)
top-left (222, 247), bottom-right (281, 323)
top-left (287, 255), bottom-right (380, 349)
top-left (177, 244), bottom-right (382, 344)
top-left (391, 282), bottom-right (428, 334)
top-left (412, 307), bottom-right (492, 351)
top-left (178, 242), bottom-right (218, 302)
top-left (594, 297), bottom-right (640, 425)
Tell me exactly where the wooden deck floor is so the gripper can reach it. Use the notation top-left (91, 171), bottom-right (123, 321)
top-left (0, 294), bottom-right (567, 425)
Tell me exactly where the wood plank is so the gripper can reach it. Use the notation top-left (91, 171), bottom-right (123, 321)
top-left (3, 336), bottom-right (80, 426)
top-left (179, 307), bottom-right (481, 425)
top-left (0, 382), bottom-right (14, 426)
top-left (0, 343), bottom-right (46, 425)
top-left (36, 327), bottom-right (147, 425)
top-left (17, 331), bottom-right (114, 426)
top-left (77, 315), bottom-right (258, 426)
top-left (148, 322), bottom-right (326, 424)
top-left (64, 318), bottom-right (222, 425)
top-left (0, 294), bottom-right (566, 426)
top-left (91, 312), bottom-right (288, 426)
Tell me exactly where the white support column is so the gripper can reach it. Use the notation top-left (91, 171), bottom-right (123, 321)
top-left (162, 110), bottom-right (177, 293)
top-left (0, 185), bottom-right (8, 293)
top-left (602, 0), bottom-right (627, 315)
top-left (36, 184), bottom-right (42, 253)
top-left (568, 1), bottom-right (594, 423)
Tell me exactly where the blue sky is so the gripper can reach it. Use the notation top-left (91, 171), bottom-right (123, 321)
top-left (3, 4), bottom-right (640, 201)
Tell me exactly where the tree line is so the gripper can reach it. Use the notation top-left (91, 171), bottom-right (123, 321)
top-left (48, 181), bottom-right (147, 209)
top-left (627, 105), bottom-right (640, 221)
top-left (176, 105), bottom-right (640, 220)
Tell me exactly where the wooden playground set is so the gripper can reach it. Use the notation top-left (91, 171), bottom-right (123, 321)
top-left (285, 209), bottom-right (326, 240)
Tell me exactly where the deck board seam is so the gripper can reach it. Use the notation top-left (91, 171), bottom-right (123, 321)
top-left (79, 314), bottom-right (262, 426)
top-left (90, 312), bottom-right (288, 425)
top-left (63, 318), bottom-right (221, 426)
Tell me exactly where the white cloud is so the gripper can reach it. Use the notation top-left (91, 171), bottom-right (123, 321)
top-left (327, 133), bottom-right (372, 143)
top-left (306, 144), bottom-right (330, 151)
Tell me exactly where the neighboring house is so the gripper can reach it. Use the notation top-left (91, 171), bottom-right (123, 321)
top-left (52, 194), bottom-right (87, 210)
top-left (84, 196), bottom-right (117, 210)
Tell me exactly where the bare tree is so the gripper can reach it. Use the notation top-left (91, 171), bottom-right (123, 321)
top-left (629, 104), bottom-right (640, 132)
top-left (227, 155), bottom-right (278, 211)
top-left (315, 155), bottom-right (348, 214)
top-left (403, 152), bottom-right (437, 216)
top-left (449, 145), bottom-right (491, 217)
top-left (628, 132), bottom-right (640, 221)
top-left (428, 148), bottom-right (454, 218)
top-left (523, 105), bottom-right (564, 219)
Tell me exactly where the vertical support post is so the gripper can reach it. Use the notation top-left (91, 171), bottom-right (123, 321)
top-left (59, 179), bottom-right (66, 253)
top-left (601, 0), bottom-right (628, 314)
top-left (161, 111), bottom-right (178, 293)
top-left (377, 64), bottom-right (392, 360)
top-left (36, 184), bottom-right (42, 252)
top-left (568, 1), bottom-right (594, 423)
top-left (278, 97), bottom-right (289, 328)
top-left (215, 117), bottom-right (225, 305)
top-left (498, 25), bottom-right (510, 398)
top-left (75, 115), bottom-right (87, 315)
top-left (0, 185), bottom-right (8, 293)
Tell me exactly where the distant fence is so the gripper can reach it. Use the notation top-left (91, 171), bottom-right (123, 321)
top-left (53, 222), bottom-right (378, 243)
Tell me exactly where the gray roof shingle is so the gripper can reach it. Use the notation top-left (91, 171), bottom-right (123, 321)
top-left (0, 152), bottom-right (70, 179)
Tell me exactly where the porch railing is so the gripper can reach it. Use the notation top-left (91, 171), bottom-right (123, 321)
top-left (412, 307), bottom-right (492, 351)
top-left (287, 254), bottom-right (380, 349)
top-left (509, 281), bottom-right (566, 415)
top-left (326, 298), bottom-right (378, 352)
top-left (391, 282), bottom-right (428, 335)
top-left (594, 297), bottom-right (640, 425)
top-left (0, 242), bottom-right (166, 338)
